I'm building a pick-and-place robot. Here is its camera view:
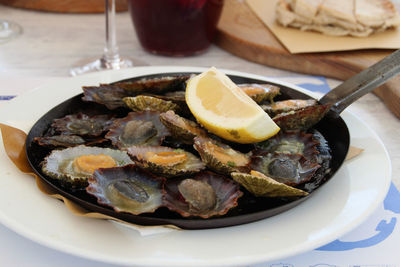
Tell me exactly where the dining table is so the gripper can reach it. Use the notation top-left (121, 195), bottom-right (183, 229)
top-left (1, 2), bottom-right (400, 266)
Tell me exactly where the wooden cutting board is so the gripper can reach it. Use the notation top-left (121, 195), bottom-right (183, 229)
top-left (215, 0), bottom-right (400, 119)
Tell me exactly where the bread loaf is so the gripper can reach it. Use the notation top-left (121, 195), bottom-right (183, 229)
top-left (276, 0), bottom-right (400, 37)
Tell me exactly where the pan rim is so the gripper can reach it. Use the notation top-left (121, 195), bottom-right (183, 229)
top-left (24, 67), bottom-right (349, 229)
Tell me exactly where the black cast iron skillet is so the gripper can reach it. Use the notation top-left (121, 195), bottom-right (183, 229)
top-left (25, 50), bottom-right (400, 229)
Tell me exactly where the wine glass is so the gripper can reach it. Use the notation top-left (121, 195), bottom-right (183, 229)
top-left (70, 0), bottom-right (141, 76)
top-left (0, 19), bottom-right (22, 44)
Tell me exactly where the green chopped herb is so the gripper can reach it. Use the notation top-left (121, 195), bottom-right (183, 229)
top-left (227, 161), bottom-right (236, 167)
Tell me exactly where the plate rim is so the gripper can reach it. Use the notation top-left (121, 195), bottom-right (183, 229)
top-left (0, 66), bottom-right (392, 266)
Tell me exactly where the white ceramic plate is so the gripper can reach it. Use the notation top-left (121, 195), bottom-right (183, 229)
top-left (0, 67), bottom-right (392, 266)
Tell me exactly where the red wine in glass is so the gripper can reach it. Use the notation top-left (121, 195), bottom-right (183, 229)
top-left (128, 0), bottom-right (224, 56)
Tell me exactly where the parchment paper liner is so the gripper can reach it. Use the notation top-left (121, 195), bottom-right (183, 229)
top-left (246, 0), bottom-right (400, 54)
top-left (0, 123), bottom-right (362, 231)
top-left (0, 123), bottom-right (180, 234)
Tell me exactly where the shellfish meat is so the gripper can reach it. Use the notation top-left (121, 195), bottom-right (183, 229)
top-left (262, 99), bottom-right (317, 117)
top-left (127, 145), bottom-right (205, 177)
top-left (163, 171), bottom-right (243, 218)
top-left (250, 152), bottom-right (320, 186)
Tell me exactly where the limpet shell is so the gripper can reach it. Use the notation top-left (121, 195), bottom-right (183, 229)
top-left (256, 131), bottom-right (319, 162)
top-left (193, 136), bottom-right (250, 175)
top-left (105, 111), bottom-right (170, 149)
top-left (114, 75), bottom-right (191, 94)
top-left (250, 152), bottom-right (320, 186)
top-left (51, 113), bottom-right (114, 137)
top-left (178, 178), bottom-right (217, 212)
top-left (273, 104), bottom-right (330, 131)
top-left (87, 165), bottom-right (165, 215)
top-left (34, 135), bottom-right (87, 147)
top-left (163, 171), bottom-right (243, 218)
top-left (238, 83), bottom-right (280, 104)
top-left (160, 110), bottom-right (208, 144)
top-left (41, 145), bottom-right (133, 189)
top-left (302, 130), bottom-right (333, 192)
top-left (155, 91), bottom-right (186, 102)
top-left (123, 95), bottom-right (180, 113)
top-left (231, 171), bottom-right (308, 198)
top-left (82, 84), bottom-right (132, 110)
top-left (262, 99), bottom-right (317, 117)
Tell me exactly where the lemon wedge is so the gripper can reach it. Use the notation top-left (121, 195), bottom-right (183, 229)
top-left (185, 67), bottom-right (280, 144)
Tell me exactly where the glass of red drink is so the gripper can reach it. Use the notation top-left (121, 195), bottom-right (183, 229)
top-left (127, 0), bottom-right (224, 56)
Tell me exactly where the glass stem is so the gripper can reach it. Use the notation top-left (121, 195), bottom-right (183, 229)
top-left (102, 0), bottom-right (122, 66)
top-left (0, 19), bottom-right (22, 44)
top-left (69, 0), bottom-right (136, 76)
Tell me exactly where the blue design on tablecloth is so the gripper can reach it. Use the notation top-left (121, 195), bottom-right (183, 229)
top-left (0, 95), bottom-right (16, 101)
top-left (269, 263), bottom-right (337, 267)
top-left (270, 263), bottom-right (294, 267)
top-left (295, 76), bottom-right (331, 94)
top-left (293, 76), bottom-right (400, 252)
top-left (271, 75), bottom-right (332, 94)
top-left (309, 264), bottom-right (337, 267)
top-left (317, 183), bottom-right (400, 251)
